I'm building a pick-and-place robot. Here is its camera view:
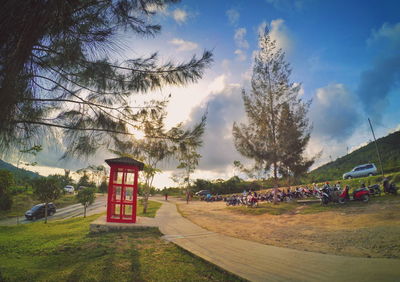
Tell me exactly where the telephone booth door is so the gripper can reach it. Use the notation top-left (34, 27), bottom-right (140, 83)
top-left (107, 165), bottom-right (139, 223)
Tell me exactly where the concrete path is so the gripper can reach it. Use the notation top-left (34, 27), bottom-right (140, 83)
top-left (154, 197), bottom-right (400, 282)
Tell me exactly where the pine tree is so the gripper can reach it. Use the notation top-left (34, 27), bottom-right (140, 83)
top-left (0, 0), bottom-right (212, 157)
top-left (232, 28), bottom-right (313, 203)
top-left (277, 102), bottom-right (315, 186)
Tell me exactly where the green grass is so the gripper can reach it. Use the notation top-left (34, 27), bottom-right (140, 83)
top-left (0, 215), bottom-right (242, 282)
top-left (137, 200), bottom-right (162, 218)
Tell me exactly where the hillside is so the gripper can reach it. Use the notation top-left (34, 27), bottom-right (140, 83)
top-left (0, 159), bottom-right (40, 184)
top-left (308, 130), bottom-right (400, 181)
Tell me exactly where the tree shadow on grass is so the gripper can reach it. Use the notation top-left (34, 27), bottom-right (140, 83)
top-left (130, 245), bottom-right (144, 282)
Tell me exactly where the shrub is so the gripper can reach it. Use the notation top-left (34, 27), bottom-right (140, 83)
top-left (98, 181), bottom-right (108, 193)
top-left (391, 173), bottom-right (400, 184)
top-left (0, 170), bottom-right (14, 211)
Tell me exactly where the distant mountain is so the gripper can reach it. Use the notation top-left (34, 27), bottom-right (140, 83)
top-left (0, 159), bottom-right (40, 184)
top-left (308, 130), bottom-right (400, 181)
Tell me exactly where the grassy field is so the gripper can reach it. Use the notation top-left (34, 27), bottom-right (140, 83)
top-left (137, 200), bottom-right (162, 218)
top-left (0, 214), bottom-right (242, 282)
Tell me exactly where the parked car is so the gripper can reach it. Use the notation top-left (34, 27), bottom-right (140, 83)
top-left (195, 190), bottom-right (211, 196)
top-left (342, 163), bottom-right (377, 179)
top-left (25, 203), bottom-right (56, 220)
top-left (64, 185), bottom-right (75, 193)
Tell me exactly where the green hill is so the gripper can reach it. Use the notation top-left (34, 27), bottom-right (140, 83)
top-left (308, 130), bottom-right (400, 182)
top-left (0, 159), bottom-right (40, 184)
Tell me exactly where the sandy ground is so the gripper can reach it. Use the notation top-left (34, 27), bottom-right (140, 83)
top-left (177, 198), bottom-right (400, 258)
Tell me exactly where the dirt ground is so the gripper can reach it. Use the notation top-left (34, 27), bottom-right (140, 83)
top-left (177, 197), bottom-right (400, 259)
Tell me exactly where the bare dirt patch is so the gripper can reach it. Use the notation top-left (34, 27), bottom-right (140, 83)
top-left (177, 197), bottom-right (400, 258)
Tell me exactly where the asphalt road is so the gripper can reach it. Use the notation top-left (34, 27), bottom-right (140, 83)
top-left (0, 195), bottom-right (107, 226)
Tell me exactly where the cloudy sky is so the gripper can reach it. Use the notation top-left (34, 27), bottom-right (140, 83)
top-left (16, 0), bottom-right (400, 187)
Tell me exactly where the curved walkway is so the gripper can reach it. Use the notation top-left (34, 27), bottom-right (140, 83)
top-left (154, 197), bottom-right (400, 282)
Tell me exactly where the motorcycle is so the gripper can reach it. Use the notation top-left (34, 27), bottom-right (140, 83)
top-left (338, 185), bottom-right (369, 204)
top-left (319, 186), bottom-right (334, 205)
top-left (368, 184), bottom-right (381, 196)
top-left (246, 196), bottom-right (258, 207)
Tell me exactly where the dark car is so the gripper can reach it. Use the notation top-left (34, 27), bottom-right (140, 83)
top-left (25, 203), bottom-right (56, 220)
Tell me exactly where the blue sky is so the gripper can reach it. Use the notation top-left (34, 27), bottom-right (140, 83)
top-left (15, 0), bottom-right (400, 187)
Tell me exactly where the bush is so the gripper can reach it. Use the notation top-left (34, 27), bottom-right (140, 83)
top-left (0, 192), bottom-right (12, 211)
top-left (98, 181), bottom-right (108, 193)
top-left (390, 173), bottom-right (400, 184)
top-left (9, 185), bottom-right (28, 195)
top-left (0, 170), bottom-right (14, 211)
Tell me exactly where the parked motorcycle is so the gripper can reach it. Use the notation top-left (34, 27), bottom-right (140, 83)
top-left (338, 185), bottom-right (369, 204)
top-left (320, 185), bottom-right (334, 205)
top-left (368, 184), bottom-right (381, 196)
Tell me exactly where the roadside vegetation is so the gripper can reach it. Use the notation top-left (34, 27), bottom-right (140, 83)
top-left (0, 188), bottom-right (79, 220)
top-left (0, 215), bottom-right (242, 282)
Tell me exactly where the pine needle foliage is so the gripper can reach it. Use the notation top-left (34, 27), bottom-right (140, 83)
top-left (0, 0), bottom-right (213, 157)
top-left (232, 28), bottom-right (314, 195)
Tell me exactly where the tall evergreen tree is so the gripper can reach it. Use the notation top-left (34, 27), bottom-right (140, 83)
top-left (0, 0), bottom-right (212, 157)
top-left (173, 115), bottom-right (206, 204)
top-left (232, 28), bottom-right (313, 203)
top-left (277, 102), bottom-right (315, 185)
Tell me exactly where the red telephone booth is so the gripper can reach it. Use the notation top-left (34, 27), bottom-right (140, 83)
top-left (105, 157), bottom-right (144, 223)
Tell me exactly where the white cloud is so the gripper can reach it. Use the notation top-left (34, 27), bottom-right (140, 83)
top-left (234, 49), bottom-right (247, 61)
top-left (389, 123), bottom-right (400, 134)
top-left (368, 22), bottom-right (400, 48)
top-left (226, 9), bottom-right (240, 25)
top-left (185, 84), bottom-right (246, 172)
top-left (169, 38), bottom-right (198, 51)
top-left (234, 28), bottom-right (249, 49)
top-left (233, 28), bottom-right (249, 62)
top-left (172, 8), bottom-right (188, 23)
top-left (309, 83), bottom-right (361, 141)
top-left (207, 75), bottom-right (228, 94)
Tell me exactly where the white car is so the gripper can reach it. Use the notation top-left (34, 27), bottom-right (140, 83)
top-left (342, 163), bottom-right (377, 179)
top-left (64, 185), bottom-right (75, 193)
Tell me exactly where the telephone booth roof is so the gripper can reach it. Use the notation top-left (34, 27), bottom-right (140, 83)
top-left (105, 157), bottom-right (144, 170)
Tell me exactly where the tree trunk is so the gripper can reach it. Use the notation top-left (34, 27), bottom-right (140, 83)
top-left (273, 163), bottom-right (278, 205)
top-left (186, 173), bottom-right (191, 204)
top-left (84, 205), bottom-right (87, 218)
top-left (44, 203), bottom-right (48, 224)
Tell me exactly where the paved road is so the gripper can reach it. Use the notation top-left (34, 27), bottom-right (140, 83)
top-left (154, 197), bottom-right (400, 282)
top-left (0, 195), bottom-right (107, 226)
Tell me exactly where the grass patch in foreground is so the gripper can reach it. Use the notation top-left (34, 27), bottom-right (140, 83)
top-left (0, 215), bottom-right (242, 282)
